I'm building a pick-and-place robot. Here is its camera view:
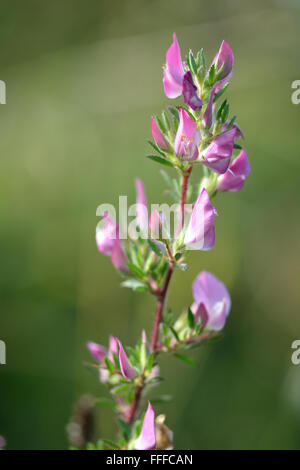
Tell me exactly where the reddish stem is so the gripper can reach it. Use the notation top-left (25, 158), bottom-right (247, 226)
top-left (180, 166), bottom-right (192, 228)
top-left (126, 166), bottom-right (192, 424)
top-left (150, 265), bottom-right (174, 352)
top-left (127, 385), bottom-right (143, 425)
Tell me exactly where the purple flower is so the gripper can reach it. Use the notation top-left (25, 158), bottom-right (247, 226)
top-left (116, 338), bottom-right (136, 380)
top-left (163, 33), bottom-right (184, 99)
top-left (184, 189), bottom-right (218, 250)
top-left (96, 213), bottom-right (128, 273)
top-left (86, 335), bottom-right (118, 382)
top-left (174, 108), bottom-right (200, 161)
top-left (151, 117), bottom-right (168, 150)
top-left (135, 178), bottom-right (148, 234)
top-left (192, 271), bottom-right (231, 331)
top-left (182, 71), bottom-right (203, 111)
top-left (202, 128), bottom-right (237, 174)
top-left (217, 149), bottom-right (251, 192)
top-left (213, 40), bottom-right (234, 80)
top-left (135, 401), bottom-right (156, 450)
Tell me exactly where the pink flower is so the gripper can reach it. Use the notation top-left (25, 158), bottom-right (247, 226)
top-left (135, 401), bottom-right (156, 450)
top-left (174, 108), bottom-right (200, 161)
top-left (116, 338), bottom-right (136, 380)
top-left (213, 40), bottom-right (234, 80)
top-left (135, 178), bottom-right (148, 234)
top-left (217, 149), bottom-right (251, 192)
top-left (96, 213), bottom-right (128, 273)
top-left (163, 33), bottom-right (184, 99)
top-left (192, 271), bottom-right (231, 331)
top-left (182, 71), bottom-right (203, 111)
top-left (184, 189), bottom-right (218, 251)
top-left (151, 118), bottom-right (168, 150)
top-left (86, 335), bottom-right (118, 382)
top-left (202, 128), bottom-right (237, 174)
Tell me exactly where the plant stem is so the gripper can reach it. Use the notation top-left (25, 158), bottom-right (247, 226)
top-left (150, 265), bottom-right (174, 352)
top-left (127, 384), bottom-right (143, 425)
top-left (126, 166), bottom-right (192, 424)
top-left (180, 166), bottom-right (192, 228)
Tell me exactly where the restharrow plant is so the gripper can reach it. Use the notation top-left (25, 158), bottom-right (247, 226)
top-left (83, 32), bottom-right (251, 450)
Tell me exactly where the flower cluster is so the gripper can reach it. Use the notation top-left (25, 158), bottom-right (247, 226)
top-left (84, 33), bottom-right (250, 450)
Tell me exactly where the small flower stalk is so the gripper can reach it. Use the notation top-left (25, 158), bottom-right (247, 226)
top-left (82, 33), bottom-right (250, 450)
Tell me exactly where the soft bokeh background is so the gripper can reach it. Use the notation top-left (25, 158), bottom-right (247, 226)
top-left (1, 0), bottom-right (300, 450)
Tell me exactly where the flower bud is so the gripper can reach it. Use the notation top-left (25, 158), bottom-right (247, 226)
top-left (213, 40), bottom-right (234, 80)
top-left (163, 33), bottom-right (184, 99)
top-left (117, 338), bottom-right (136, 380)
top-left (151, 117), bottom-right (168, 150)
top-left (135, 401), bottom-right (156, 450)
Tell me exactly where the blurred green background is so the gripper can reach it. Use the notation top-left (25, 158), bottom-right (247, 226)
top-left (1, 0), bottom-right (300, 450)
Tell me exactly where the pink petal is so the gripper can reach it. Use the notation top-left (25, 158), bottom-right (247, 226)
top-left (151, 118), bottom-right (168, 150)
top-left (174, 108), bottom-right (200, 161)
top-left (217, 149), bottom-right (251, 192)
top-left (182, 71), bottom-right (203, 111)
top-left (96, 213), bottom-right (118, 255)
top-left (108, 335), bottom-right (118, 360)
top-left (192, 271), bottom-right (231, 330)
top-left (111, 240), bottom-right (128, 273)
top-left (214, 40), bottom-right (234, 80)
top-left (202, 128), bottom-right (236, 174)
top-left (135, 178), bottom-right (148, 233)
top-left (163, 33), bottom-right (184, 98)
top-left (117, 338), bottom-right (136, 380)
top-left (135, 401), bottom-right (156, 450)
top-left (86, 341), bottom-right (107, 363)
top-left (184, 189), bottom-right (217, 250)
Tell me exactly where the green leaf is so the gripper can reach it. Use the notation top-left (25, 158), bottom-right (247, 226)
top-left (103, 439), bottom-right (121, 450)
top-left (162, 111), bottom-right (171, 132)
top-left (187, 307), bottom-right (195, 329)
top-left (216, 99), bottom-right (227, 121)
top-left (121, 278), bottom-right (148, 292)
top-left (169, 326), bottom-right (180, 342)
top-left (104, 357), bottom-right (115, 374)
top-left (174, 352), bottom-right (197, 366)
top-left (97, 398), bottom-right (116, 409)
top-left (146, 154), bottom-right (173, 167)
top-left (164, 307), bottom-right (173, 325)
top-left (127, 263), bottom-right (144, 279)
top-left (117, 418), bottom-right (132, 439)
top-left (148, 140), bottom-right (167, 157)
top-left (147, 352), bottom-right (155, 371)
top-left (188, 49), bottom-right (198, 75)
top-left (155, 115), bottom-right (167, 134)
top-left (147, 238), bottom-right (165, 256)
top-left (208, 64), bottom-right (216, 86)
top-left (213, 82), bottom-right (229, 102)
top-left (168, 106), bottom-right (179, 121)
